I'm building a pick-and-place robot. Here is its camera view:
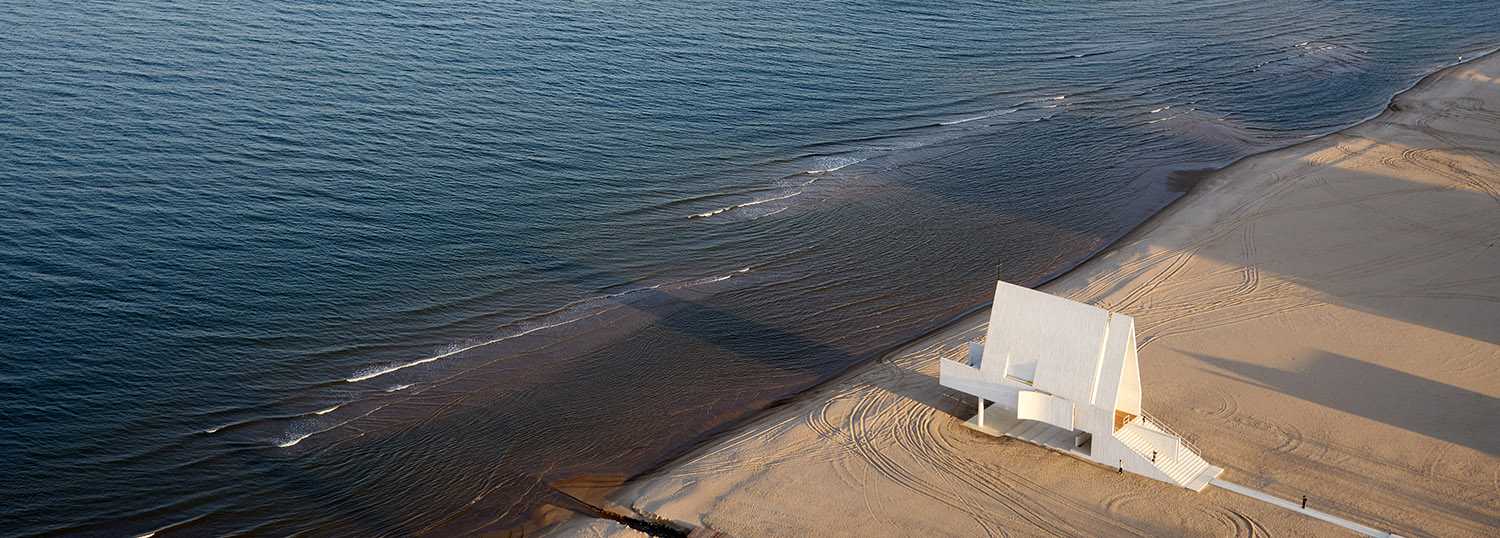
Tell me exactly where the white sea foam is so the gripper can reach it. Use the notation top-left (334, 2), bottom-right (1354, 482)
top-left (277, 433), bottom-right (314, 448)
top-left (740, 191), bottom-right (799, 207)
top-left (1146, 108), bottom-right (1193, 124)
top-left (132, 513), bottom-right (211, 538)
top-left (803, 156), bottom-right (864, 174)
top-left (689, 191), bottom-right (802, 219)
top-left (1151, 105), bottom-right (1172, 113)
top-left (692, 267), bottom-right (751, 286)
top-left (346, 311), bottom-right (606, 383)
top-left (940, 108), bottom-right (1017, 125)
top-left (1147, 113), bottom-right (1182, 124)
top-left (275, 404), bottom-right (390, 448)
top-left (385, 383), bottom-right (413, 392)
top-left (203, 404), bottom-right (338, 434)
top-left (347, 356), bottom-right (439, 383)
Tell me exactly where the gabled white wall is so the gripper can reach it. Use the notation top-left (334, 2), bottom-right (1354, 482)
top-left (1116, 330), bottom-right (1142, 416)
top-left (1093, 314), bottom-right (1137, 415)
top-left (984, 281), bottom-right (1110, 392)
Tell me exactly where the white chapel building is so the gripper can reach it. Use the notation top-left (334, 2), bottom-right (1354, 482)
top-left (940, 280), bottom-right (1223, 491)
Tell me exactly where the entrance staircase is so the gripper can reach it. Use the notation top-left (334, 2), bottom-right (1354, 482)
top-left (1114, 413), bottom-right (1222, 491)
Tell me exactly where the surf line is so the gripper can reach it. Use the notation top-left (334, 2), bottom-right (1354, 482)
top-left (688, 191), bottom-right (802, 219)
top-left (940, 108), bottom-right (1018, 125)
top-left (201, 403), bottom-right (345, 434)
top-left (1211, 479), bottom-right (1401, 537)
top-left (277, 404), bottom-right (391, 448)
top-left (345, 309), bottom-right (609, 383)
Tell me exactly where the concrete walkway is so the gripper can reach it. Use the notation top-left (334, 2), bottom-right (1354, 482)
top-left (1211, 479), bottom-right (1399, 537)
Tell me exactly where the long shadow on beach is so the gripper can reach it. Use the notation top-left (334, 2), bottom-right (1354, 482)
top-left (1197, 351), bottom-right (1499, 456)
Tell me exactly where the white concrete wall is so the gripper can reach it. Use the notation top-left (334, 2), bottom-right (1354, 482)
top-left (1075, 406), bottom-right (1113, 439)
top-left (985, 281), bottom-right (1110, 394)
top-left (1017, 391), bottom-right (1074, 430)
top-left (1093, 314), bottom-right (1136, 410)
top-left (1116, 329), bottom-right (1142, 416)
top-left (1090, 433), bottom-right (1173, 484)
top-left (939, 360), bottom-right (1021, 404)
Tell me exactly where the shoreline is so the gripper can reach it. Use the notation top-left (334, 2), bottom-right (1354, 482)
top-left (617, 43), bottom-right (1500, 470)
top-left (550, 49), bottom-right (1500, 537)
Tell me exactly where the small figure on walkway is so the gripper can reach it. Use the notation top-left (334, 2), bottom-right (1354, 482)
top-left (1118, 460), bottom-right (1123, 474)
top-left (1151, 450), bottom-right (1157, 463)
top-left (1301, 495), bottom-right (1308, 509)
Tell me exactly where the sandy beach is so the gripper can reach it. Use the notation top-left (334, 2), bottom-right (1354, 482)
top-left (553, 51), bottom-right (1500, 537)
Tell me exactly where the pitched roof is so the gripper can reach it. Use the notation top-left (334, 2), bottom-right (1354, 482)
top-left (979, 281), bottom-right (1132, 406)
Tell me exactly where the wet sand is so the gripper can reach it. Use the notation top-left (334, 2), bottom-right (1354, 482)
top-left (551, 51), bottom-right (1500, 537)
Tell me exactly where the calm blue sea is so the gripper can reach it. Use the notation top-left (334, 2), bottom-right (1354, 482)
top-left (1, 0), bottom-right (1496, 535)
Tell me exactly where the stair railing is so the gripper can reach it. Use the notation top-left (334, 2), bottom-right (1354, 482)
top-left (1137, 411), bottom-right (1202, 457)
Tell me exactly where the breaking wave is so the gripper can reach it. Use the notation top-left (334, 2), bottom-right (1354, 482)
top-left (132, 514), bottom-right (209, 538)
top-left (344, 268), bottom-right (750, 386)
top-left (275, 405), bottom-right (390, 448)
top-left (801, 156), bottom-right (864, 174)
top-left (345, 309), bottom-right (612, 383)
top-left (688, 190), bottom-right (803, 219)
top-left (939, 108), bottom-right (1018, 125)
top-left (691, 267), bottom-right (751, 285)
top-left (201, 403), bottom-right (348, 434)
top-left (276, 432), bottom-right (316, 448)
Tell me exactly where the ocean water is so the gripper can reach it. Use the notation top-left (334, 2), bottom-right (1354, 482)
top-left (1, 0), bottom-right (1496, 535)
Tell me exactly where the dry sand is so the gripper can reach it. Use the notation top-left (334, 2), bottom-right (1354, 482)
top-left (552, 52), bottom-right (1500, 537)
